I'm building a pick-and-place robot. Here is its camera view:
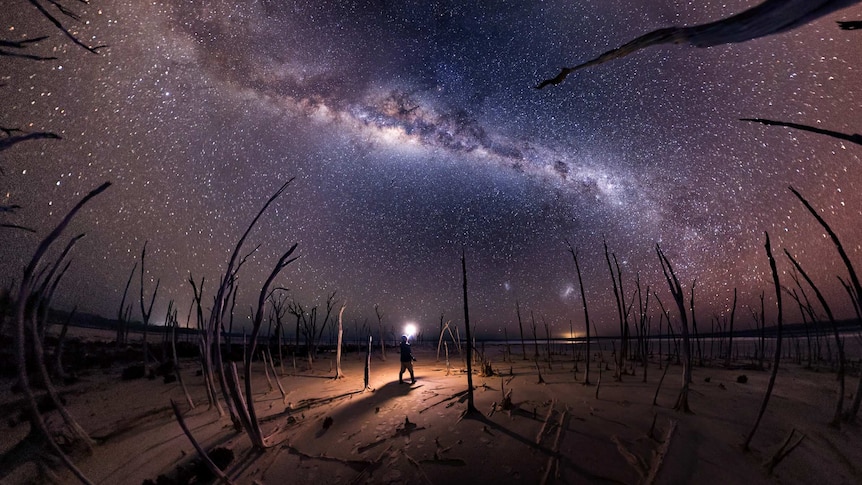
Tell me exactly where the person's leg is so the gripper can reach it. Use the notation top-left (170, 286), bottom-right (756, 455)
top-left (408, 362), bottom-right (415, 383)
top-left (399, 362), bottom-right (406, 383)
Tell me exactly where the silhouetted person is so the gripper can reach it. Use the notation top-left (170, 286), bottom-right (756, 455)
top-left (399, 335), bottom-right (416, 384)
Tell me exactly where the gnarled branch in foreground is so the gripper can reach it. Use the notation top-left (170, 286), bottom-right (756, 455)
top-left (15, 181), bottom-right (110, 484)
top-left (741, 118), bottom-right (862, 146)
top-left (537, 0), bottom-right (860, 88)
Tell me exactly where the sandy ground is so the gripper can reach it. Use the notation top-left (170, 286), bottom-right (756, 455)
top-left (2, 338), bottom-right (862, 484)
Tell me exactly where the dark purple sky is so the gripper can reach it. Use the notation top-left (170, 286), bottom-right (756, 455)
top-left (2, 1), bottom-right (861, 339)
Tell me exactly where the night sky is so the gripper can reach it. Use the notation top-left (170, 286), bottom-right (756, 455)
top-left (2, 1), bottom-right (861, 339)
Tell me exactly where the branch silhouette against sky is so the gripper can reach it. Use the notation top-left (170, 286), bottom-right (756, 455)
top-left (538, 0), bottom-right (861, 88)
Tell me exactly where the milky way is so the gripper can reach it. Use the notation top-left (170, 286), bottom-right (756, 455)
top-left (2, 1), bottom-right (861, 339)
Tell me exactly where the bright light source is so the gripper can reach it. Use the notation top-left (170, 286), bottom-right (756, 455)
top-left (404, 323), bottom-right (417, 338)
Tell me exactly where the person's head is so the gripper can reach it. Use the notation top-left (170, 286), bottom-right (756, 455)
top-left (401, 335), bottom-right (408, 342)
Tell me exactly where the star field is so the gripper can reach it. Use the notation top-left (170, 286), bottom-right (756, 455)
top-left (2, 1), bottom-right (862, 339)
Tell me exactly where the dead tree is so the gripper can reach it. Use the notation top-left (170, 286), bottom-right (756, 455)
top-left (604, 240), bottom-right (626, 380)
top-left (635, 275), bottom-right (651, 382)
top-left (565, 242), bottom-right (591, 384)
top-left (188, 276), bottom-right (225, 417)
top-left (741, 118), bottom-right (862, 147)
top-left (19, 0), bottom-right (107, 55)
top-left (375, 303), bottom-right (386, 361)
top-left (536, 0), bottom-right (858, 88)
top-left (530, 310), bottom-right (540, 360)
top-left (436, 320), bottom-right (458, 361)
top-left (314, 291), bottom-right (338, 358)
top-left (757, 293), bottom-right (766, 370)
top-left (654, 294), bottom-right (677, 366)
top-left (0, 126), bottom-right (61, 154)
top-left (786, 288), bottom-right (814, 367)
top-left (689, 281), bottom-right (703, 366)
top-left (656, 244), bottom-right (693, 413)
top-left (593, 323), bottom-right (603, 399)
top-left (784, 249), bottom-right (846, 427)
top-left (364, 335), bottom-right (372, 390)
top-left (52, 306), bottom-right (75, 379)
top-left (287, 291), bottom-right (337, 363)
top-left (170, 304), bottom-right (195, 410)
top-left (1, 2), bottom-right (105, 175)
top-left (743, 232), bottom-right (784, 451)
top-left (436, 313), bottom-right (445, 360)
top-left (334, 303), bottom-right (346, 379)
top-left (192, 179), bottom-right (296, 432)
top-left (188, 180), bottom-right (298, 449)
top-left (169, 400), bottom-right (233, 485)
top-left (516, 299), bottom-right (527, 360)
top-left (461, 250), bottom-right (479, 416)
top-left (226, 287), bottom-right (238, 349)
top-left (14, 182), bottom-right (109, 484)
top-left (139, 241), bottom-right (160, 373)
top-left (287, 301), bottom-right (309, 362)
top-left (115, 262), bottom-right (136, 348)
top-left (31, 234), bottom-right (81, 347)
top-left (725, 288), bottom-right (738, 367)
top-left (653, 292), bottom-right (670, 369)
top-left (241, 243), bottom-right (298, 449)
top-left (790, 186), bottom-right (862, 422)
top-left (784, 273), bottom-right (816, 368)
top-left (268, 289), bottom-right (288, 375)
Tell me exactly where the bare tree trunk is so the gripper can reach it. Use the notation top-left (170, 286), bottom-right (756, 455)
top-left (227, 286), bottom-right (238, 349)
top-left (375, 304), bottom-right (386, 361)
top-left (758, 292), bottom-right (766, 371)
top-left (636, 275), bottom-right (650, 383)
top-left (188, 277), bottom-right (225, 417)
top-left (785, 250), bottom-right (846, 426)
top-left (725, 288), bottom-right (737, 367)
top-left (592, 324), bottom-right (603, 399)
top-left (53, 306), bottom-right (75, 379)
top-left (169, 400), bottom-right (234, 484)
top-left (116, 262), bottom-right (136, 348)
top-left (504, 327), bottom-right (512, 363)
top-left (461, 250), bottom-right (478, 416)
top-left (653, 292), bottom-right (670, 369)
top-left (364, 335), bottom-right (372, 390)
top-left (838, 277), bottom-right (862, 422)
top-left (566, 244), bottom-right (591, 384)
top-left (242, 244), bottom-right (299, 449)
top-left (656, 244), bottom-right (692, 413)
top-left (139, 241), bottom-right (160, 374)
top-left (335, 303), bottom-right (346, 379)
top-left (530, 311), bottom-right (540, 360)
top-left (172, 311), bottom-right (195, 410)
top-left (436, 321), bottom-right (446, 361)
top-left (312, 291), bottom-right (338, 360)
top-left (743, 232), bottom-right (784, 451)
top-left (14, 182), bottom-right (109, 484)
top-left (689, 282), bottom-right (703, 366)
top-left (265, 348), bottom-right (287, 402)
top-left (604, 239), bottom-right (625, 381)
top-left (261, 349), bottom-right (274, 391)
top-left (516, 300), bottom-right (526, 360)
